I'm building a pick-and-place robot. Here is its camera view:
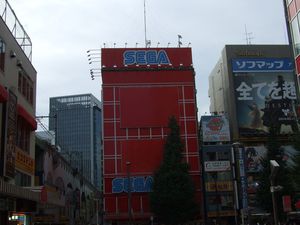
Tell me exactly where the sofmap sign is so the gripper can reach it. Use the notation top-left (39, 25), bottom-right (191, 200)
top-left (123, 50), bottom-right (170, 65)
top-left (232, 58), bottom-right (293, 72)
top-left (112, 176), bottom-right (153, 193)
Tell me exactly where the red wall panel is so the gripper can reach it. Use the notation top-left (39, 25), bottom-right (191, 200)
top-left (120, 87), bottom-right (179, 128)
top-left (104, 122), bottom-right (114, 137)
top-left (103, 105), bottom-right (114, 119)
top-left (120, 140), bottom-right (164, 173)
top-left (105, 197), bottom-right (116, 213)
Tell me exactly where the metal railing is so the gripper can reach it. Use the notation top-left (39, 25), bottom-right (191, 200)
top-left (0, 0), bottom-right (32, 61)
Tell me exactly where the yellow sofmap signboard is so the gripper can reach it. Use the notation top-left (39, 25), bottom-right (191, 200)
top-left (205, 181), bottom-right (233, 192)
top-left (15, 147), bottom-right (35, 175)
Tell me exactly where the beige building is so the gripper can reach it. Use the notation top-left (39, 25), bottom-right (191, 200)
top-left (0, 1), bottom-right (39, 224)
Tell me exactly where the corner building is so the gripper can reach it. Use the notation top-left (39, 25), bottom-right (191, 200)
top-left (101, 48), bottom-right (202, 224)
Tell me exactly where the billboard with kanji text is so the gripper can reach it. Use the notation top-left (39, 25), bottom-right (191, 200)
top-left (232, 58), bottom-right (299, 136)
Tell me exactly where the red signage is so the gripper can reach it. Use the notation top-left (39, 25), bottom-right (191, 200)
top-left (283, 195), bottom-right (292, 212)
top-left (101, 48), bottom-right (193, 69)
top-left (40, 186), bottom-right (47, 203)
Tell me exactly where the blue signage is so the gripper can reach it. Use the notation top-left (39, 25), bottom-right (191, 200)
top-left (123, 50), bottom-right (170, 65)
top-left (236, 147), bottom-right (248, 210)
top-left (232, 58), bottom-right (294, 72)
top-left (112, 176), bottom-right (153, 193)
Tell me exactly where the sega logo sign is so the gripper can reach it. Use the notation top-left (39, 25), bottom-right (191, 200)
top-left (112, 176), bottom-right (153, 193)
top-left (123, 50), bottom-right (170, 65)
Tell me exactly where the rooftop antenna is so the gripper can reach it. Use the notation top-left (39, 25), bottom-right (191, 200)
top-left (178, 35), bottom-right (182, 47)
top-left (144, 0), bottom-right (148, 47)
top-left (245, 25), bottom-right (254, 45)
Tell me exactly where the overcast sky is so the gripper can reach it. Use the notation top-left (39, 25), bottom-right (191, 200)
top-left (8, 0), bottom-right (288, 128)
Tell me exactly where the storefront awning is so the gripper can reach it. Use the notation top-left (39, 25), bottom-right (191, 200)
top-left (17, 104), bottom-right (37, 130)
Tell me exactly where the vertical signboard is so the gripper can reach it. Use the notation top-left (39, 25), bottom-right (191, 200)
top-left (4, 91), bottom-right (17, 178)
top-left (235, 146), bottom-right (248, 210)
top-left (232, 58), bottom-right (298, 136)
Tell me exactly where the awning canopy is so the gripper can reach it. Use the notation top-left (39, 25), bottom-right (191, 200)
top-left (17, 104), bottom-right (37, 130)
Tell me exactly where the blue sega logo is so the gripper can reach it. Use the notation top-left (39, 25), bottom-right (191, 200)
top-left (123, 50), bottom-right (170, 65)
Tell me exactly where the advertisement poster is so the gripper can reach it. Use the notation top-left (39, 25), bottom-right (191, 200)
top-left (245, 146), bottom-right (267, 173)
top-left (201, 115), bottom-right (231, 142)
top-left (232, 58), bottom-right (298, 136)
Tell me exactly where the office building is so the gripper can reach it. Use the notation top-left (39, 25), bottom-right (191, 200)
top-left (208, 45), bottom-right (299, 221)
top-left (101, 47), bottom-right (202, 224)
top-left (0, 0), bottom-right (39, 224)
top-left (49, 94), bottom-right (102, 189)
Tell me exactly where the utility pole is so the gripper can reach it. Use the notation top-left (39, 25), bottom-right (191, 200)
top-left (126, 161), bottom-right (132, 225)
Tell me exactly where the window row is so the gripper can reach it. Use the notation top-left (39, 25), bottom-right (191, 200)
top-left (18, 69), bottom-right (34, 105)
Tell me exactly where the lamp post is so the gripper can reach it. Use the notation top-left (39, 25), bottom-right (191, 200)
top-left (126, 161), bottom-right (132, 225)
top-left (270, 160), bottom-right (281, 225)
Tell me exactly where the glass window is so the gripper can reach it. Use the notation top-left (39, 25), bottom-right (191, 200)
top-left (15, 170), bottom-right (31, 187)
top-left (291, 16), bottom-right (300, 56)
top-left (0, 38), bottom-right (5, 71)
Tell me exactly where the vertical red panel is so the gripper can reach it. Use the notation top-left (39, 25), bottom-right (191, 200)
top-left (296, 55), bottom-right (300, 75)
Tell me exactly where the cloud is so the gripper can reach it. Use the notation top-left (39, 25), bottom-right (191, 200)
top-left (8, 0), bottom-right (287, 120)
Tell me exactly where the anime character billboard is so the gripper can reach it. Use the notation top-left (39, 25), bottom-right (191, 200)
top-left (232, 58), bottom-right (298, 136)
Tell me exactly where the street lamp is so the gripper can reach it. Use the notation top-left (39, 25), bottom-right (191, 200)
top-left (270, 160), bottom-right (282, 225)
top-left (126, 161), bottom-right (132, 225)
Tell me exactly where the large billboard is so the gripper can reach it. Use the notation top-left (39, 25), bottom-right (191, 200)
top-left (232, 58), bottom-right (298, 136)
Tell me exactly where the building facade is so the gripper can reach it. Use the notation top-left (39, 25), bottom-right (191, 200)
top-left (208, 45), bottom-right (299, 223)
top-left (34, 136), bottom-right (101, 225)
top-left (101, 48), bottom-right (202, 224)
top-left (49, 94), bottom-right (102, 190)
top-left (0, 0), bottom-right (39, 224)
top-left (285, 0), bottom-right (300, 84)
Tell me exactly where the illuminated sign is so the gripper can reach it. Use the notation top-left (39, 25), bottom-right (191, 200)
top-left (123, 50), bottom-right (170, 65)
top-left (112, 176), bottom-right (153, 193)
top-left (204, 161), bottom-right (231, 172)
top-left (205, 181), bottom-right (233, 192)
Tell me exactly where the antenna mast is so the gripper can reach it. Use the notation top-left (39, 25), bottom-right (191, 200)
top-left (144, 0), bottom-right (148, 47)
top-left (244, 25), bottom-right (253, 45)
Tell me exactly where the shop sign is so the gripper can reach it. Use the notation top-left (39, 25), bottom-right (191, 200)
top-left (204, 161), bottom-right (231, 172)
top-left (112, 176), bottom-right (153, 193)
top-left (232, 58), bottom-right (293, 72)
top-left (123, 50), bottom-right (170, 65)
top-left (15, 147), bottom-right (35, 175)
top-left (205, 181), bottom-right (233, 192)
top-left (4, 91), bottom-right (17, 178)
top-left (33, 215), bottom-right (55, 222)
top-left (207, 210), bottom-right (236, 217)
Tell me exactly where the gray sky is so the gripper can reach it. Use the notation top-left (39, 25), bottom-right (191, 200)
top-left (9, 0), bottom-right (288, 126)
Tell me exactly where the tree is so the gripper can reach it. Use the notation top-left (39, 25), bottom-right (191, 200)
top-left (256, 127), bottom-right (294, 221)
top-left (150, 116), bottom-right (198, 225)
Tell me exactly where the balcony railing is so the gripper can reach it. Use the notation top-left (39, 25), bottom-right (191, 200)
top-left (0, 0), bottom-right (32, 61)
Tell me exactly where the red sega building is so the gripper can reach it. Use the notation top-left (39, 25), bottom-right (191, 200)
top-left (101, 48), bottom-right (203, 224)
